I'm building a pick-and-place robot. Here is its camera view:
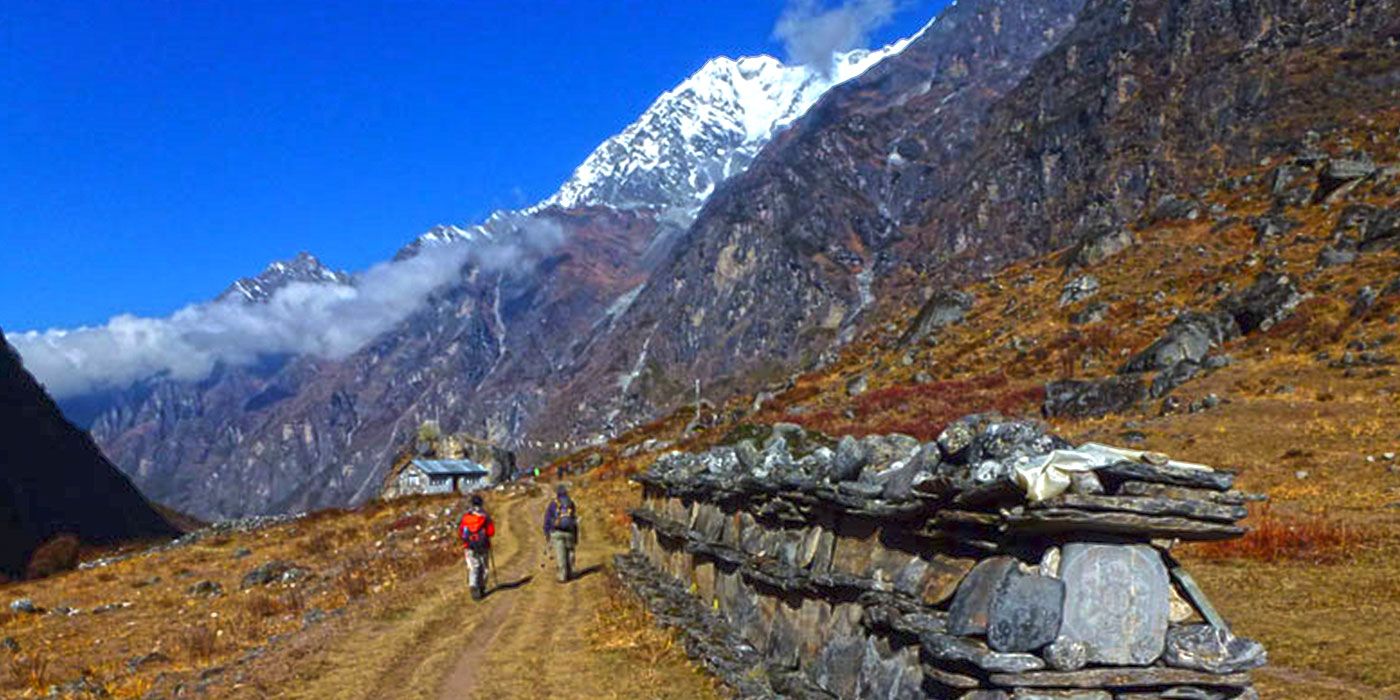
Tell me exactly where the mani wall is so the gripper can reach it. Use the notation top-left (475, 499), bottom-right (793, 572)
top-left (618, 416), bottom-right (1266, 700)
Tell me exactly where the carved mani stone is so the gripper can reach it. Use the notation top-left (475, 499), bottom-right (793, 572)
top-left (1057, 543), bottom-right (1170, 666)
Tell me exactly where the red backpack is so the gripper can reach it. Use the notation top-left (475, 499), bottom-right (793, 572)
top-left (460, 511), bottom-right (492, 552)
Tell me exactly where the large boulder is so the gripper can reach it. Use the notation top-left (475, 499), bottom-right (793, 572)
top-left (1119, 311), bottom-right (1240, 374)
top-left (1057, 544), bottom-right (1170, 666)
top-left (1359, 207), bottom-right (1400, 252)
top-left (1044, 377), bottom-right (1147, 419)
top-left (1218, 272), bottom-right (1305, 334)
top-left (1059, 276), bottom-right (1101, 307)
top-left (901, 289), bottom-right (975, 345)
top-left (1067, 228), bottom-right (1136, 268)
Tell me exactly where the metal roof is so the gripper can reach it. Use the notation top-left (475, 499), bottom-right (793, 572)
top-left (410, 459), bottom-right (490, 476)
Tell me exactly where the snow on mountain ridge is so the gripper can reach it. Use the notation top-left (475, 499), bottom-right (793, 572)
top-left (532, 35), bottom-right (920, 215)
top-left (408, 27), bottom-right (927, 251)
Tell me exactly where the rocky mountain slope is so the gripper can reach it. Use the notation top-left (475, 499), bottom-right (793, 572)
top-left (66, 30), bottom-right (928, 520)
top-left (0, 329), bottom-right (177, 579)
top-left (544, 0), bottom-right (1400, 443)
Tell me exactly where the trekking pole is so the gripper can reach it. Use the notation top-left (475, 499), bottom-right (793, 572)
top-left (489, 547), bottom-right (498, 590)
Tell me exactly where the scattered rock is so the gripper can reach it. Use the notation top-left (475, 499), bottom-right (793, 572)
top-left (1319, 158), bottom-right (1377, 198)
top-left (1044, 377), bottom-right (1147, 419)
top-left (1069, 302), bottom-right (1110, 325)
top-left (1248, 212), bottom-right (1300, 244)
top-left (1218, 272), bottom-right (1304, 334)
top-left (846, 374), bottom-right (869, 397)
top-left (1152, 195), bottom-right (1202, 223)
top-left (1316, 245), bottom-right (1357, 268)
top-left (902, 289), bottom-right (975, 345)
top-left (8, 598), bottom-right (39, 614)
top-left (1068, 229), bottom-right (1136, 268)
top-left (240, 560), bottom-right (311, 589)
top-left (1359, 208), bottom-right (1400, 252)
top-left (126, 651), bottom-right (169, 672)
top-left (1120, 311), bottom-right (1239, 374)
top-left (2, 637), bottom-right (19, 653)
top-left (1149, 360), bottom-right (1204, 399)
top-left (1162, 624), bottom-right (1267, 674)
top-left (91, 601), bottom-right (133, 614)
top-left (1059, 276), bottom-right (1101, 308)
top-left (188, 581), bottom-right (224, 598)
top-left (232, 548), bottom-right (252, 559)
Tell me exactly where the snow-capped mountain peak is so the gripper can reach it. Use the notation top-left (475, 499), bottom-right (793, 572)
top-left (531, 35), bottom-right (919, 216)
top-left (218, 252), bottom-right (351, 303)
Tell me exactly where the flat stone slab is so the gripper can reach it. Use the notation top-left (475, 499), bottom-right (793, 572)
top-left (1012, 690), bottom-right (1112, 700)
top-left (988, 668), bottom-right (1252, 689)
top-left (948, 556), bottom-right (1018, 636)
top-left (1096, 462), bottom-right (1235, 491)
top-left (988, 568), bottom-right (1064, 653)
top-left (1030, 494), bottom-right (1247, 523)
top-left (1058, 544), bottom-right (1170, 666)
top-left (922, 632), bottom-right (1046, 674)
top-left (1005, 509), bottom-right (1246, 541)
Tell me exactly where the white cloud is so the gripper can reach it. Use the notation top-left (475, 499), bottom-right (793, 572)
top-left (12, 215), bottom-right (566, 399)
top-left (773, 0), bottom-right (897, 77)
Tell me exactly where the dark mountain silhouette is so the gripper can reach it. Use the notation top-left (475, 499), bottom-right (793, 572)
top-left (0, 328), bottom-right (178, 579)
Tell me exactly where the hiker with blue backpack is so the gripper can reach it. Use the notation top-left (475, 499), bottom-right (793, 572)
top-left (543, 484), bottom-right (578, 582)
top-left (459, 493), bottom-right (495, 600)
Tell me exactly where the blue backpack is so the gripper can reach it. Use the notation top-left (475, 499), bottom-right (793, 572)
top-left (554, 497), bottom-right (578, 533)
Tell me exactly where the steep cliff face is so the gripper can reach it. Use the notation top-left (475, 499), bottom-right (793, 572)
top-left (542, 0), bottom-right (1088, 437)
top-left (91, 208), bottom-right (669, 519)
top-left (0, 329), bottom-right (177, 578)
top-left (926, 0), bottom-right (1400, 272)
top-left (544, 0), bottom-right (1400, 441)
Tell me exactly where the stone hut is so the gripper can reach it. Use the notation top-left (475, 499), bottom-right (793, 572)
top-left (384, 459), bottom-right (491, 498)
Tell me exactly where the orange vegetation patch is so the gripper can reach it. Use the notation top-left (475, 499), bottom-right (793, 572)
top-left (1188, 505), bottom-right (1368, 565)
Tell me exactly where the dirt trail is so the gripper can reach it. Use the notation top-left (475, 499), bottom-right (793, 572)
top-left (252, 493), bottom-right (719, 700)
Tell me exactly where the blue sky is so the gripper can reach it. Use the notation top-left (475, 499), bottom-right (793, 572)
top-left (1, 1), bottom-right (941, 332)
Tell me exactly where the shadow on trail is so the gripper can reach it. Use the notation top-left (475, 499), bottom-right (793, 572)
top-left (569, 564), bottom-right (603, 581)
top-left (486, 575), bottom-right (534, 598)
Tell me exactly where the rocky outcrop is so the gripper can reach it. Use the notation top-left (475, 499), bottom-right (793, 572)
top-left (620, 419), bottom-right (1264, 699)
top-left (0, 329), bottom-right (177, 579)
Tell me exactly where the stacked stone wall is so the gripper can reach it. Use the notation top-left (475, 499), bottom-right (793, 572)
top-left (618, 418), bottom-right (1265, 699)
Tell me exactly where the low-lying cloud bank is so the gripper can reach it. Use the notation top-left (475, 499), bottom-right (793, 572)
top-left (774, 0), bottom-right (897, 77)
top-left (12, 215), bottom-right (564, 399)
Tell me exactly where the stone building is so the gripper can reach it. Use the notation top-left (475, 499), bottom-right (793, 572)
top-left (384, 459), bottom-right (491, 498)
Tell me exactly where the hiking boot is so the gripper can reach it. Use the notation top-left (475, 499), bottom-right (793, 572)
top-left (470, 586), bottom-right (482, 601)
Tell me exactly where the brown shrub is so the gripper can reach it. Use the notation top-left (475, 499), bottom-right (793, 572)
top-left (1190, 506), bottom-right (1365, 564)
top-left (243, 592), bottom-right (283, 618)
top-left (6, 650), bottom-right (49, 692)
top-left (336, 570), bottom-right (371, 599)
top-left (178, 624), bottom-right (218, 664)
top-left (386, 515), bottom-right (424, 533)
top-left (25, 534), bottom-right (80, 580)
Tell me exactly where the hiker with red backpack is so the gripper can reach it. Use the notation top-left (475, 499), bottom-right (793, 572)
top-left (458, 494), bottom-right (495, 600)
top-left (543, 484), bottom-right (578, 582)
